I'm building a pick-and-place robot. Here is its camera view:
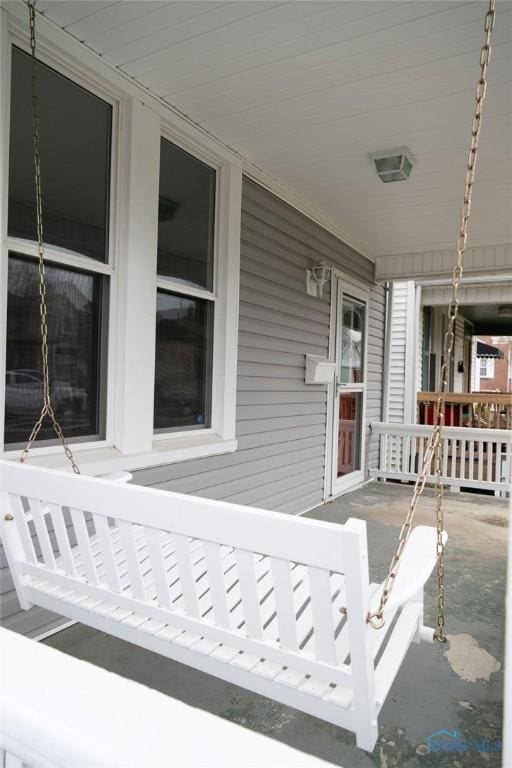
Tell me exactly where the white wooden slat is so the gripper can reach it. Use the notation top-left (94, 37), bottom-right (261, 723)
top-left (235, 548), bottom-right (263, 639)
top-left (308, 566), bottom-right (336, 665)
top-left (450, 439), bottom-right (457, 480)
top-left (69, 508), bottom-right (98, 585)
top-left (469, 438), bottom-right (475, 481)
top-left (442, 438), bottom-right (449, 478)
top-left (172, 534), bottom-right (200, 618)
top-left (117, 520), bottom-right (146, 601)
top-left (203, 541), bottom-right (231, 629)
top-left (143, 527), bottom-right (172, 610)
top-left (9, 494), bottom-right (37, 564)
top-left (92, 514), bottom-right (122, 593)
top-left (478, 440), bottom-right (484, 481)
top-left (487, 442), bottom-right (493, 484)
top-left (28, 499), bottom-right (56, 571)
top-left (48, 503), bottom-right (77, 577)
top-left (270, 557), bottom-right (298, 652)
top-left (460, 438), bottom-right (466, 481)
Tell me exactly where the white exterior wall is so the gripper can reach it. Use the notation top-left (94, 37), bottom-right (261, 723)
top-left (385, 281), bottom-right (416, 424)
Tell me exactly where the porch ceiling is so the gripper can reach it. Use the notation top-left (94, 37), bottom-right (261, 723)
top-left (14, 1), bottom-right (512, 259)
top-left (461, 302), bottom-right (512, 334)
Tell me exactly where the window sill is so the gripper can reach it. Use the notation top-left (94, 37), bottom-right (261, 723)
top-left (2, 435), bottom-right (238, 476)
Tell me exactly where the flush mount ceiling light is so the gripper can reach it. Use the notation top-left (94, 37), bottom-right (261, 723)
top-left (498, 305), bottom-right (512, 317)
top-left (370, 147), bottom-right (415, 182)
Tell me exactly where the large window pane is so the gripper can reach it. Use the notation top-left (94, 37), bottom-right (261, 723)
top-left (5, 254), bottom-right (106, 446)
top-left (154, 291), bottom-right (212, 431)
top-left (339, 295), bottom-right (365, 384)
top-left (158, 139), bottom-right (215, 290)
top-left (9, 47), bottom-right (112, 262)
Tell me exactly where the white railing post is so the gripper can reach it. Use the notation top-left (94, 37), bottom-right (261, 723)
top-left (0, 492), bottom-right (33, 610)
top-left (369, 422), bottom-right (511, 496)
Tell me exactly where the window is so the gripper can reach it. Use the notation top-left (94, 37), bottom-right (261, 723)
top-left (1, 24), bottom-right (241, 470)
top-left (154, 138), bottom-right (216, 434)
top-left (480, 358), bottom-right (495, 379)
top-left (4, 47), bottom-right (112, 448)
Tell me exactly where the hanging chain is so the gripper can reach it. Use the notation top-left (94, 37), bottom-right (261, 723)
top-left (367, 0), bottom-right (496, 639)
top-left (20, 0), bottom-right (80, 474)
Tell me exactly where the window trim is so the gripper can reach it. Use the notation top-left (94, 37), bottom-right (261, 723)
top-left (0, 13), bottom-right (242, 473)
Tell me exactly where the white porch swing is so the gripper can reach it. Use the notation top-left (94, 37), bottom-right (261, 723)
top-left (0, 0), bottom-right (496, 752)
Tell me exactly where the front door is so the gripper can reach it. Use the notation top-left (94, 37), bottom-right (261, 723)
top-left (329, 275), bottom-right (367, 496)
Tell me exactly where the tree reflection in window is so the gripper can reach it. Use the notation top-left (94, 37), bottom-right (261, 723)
top-left (340, 296), bottom-right (365, 384)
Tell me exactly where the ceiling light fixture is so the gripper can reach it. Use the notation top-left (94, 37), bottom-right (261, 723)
top-left (370, 147), bottom-right (415, 182)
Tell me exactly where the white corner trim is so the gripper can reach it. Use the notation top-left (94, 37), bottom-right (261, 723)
top-left (2, 436), bottom-right (238, 476)
top-left (1, 2), bottom-right (373, 264)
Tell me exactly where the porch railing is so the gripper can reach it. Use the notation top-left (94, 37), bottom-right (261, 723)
top-left (417, 392), bottom-right (512, 430)
top-left (370, 422), bottom-right (512, 495)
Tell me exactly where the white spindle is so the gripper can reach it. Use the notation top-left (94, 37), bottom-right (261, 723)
top-left (270, 557), bottom-right (298, 652)
top-left (308, 566), bottom-right (336, 665)
top-left (144, 527), bottom-right (172, 610)
top-left (478, 441), bottom-right (484, 481)
top-left (69, 508), bottom-right (98, 585)
top-left (235, 548), bottom-right (263, 639)
top-left (442, 438), bottom-right (449, 478)
top-left (48, 504), bottom-right (77, 577)
top-left (29, 499), bottom-right (56, 571)
top-left (118, 520), bottom-right (146, 601)
top-left (92, 514), bottom-right (122, 593)
top-left (486, 442), bottom-right (493, 484)
top-left (173, 534), bottom-right (200, 618)
top-left (203, 541), bottom-right (230, 629)
top-left (450, 440), bottom-right (457, 480)
top-left (9, 494), bottom-right (36, 564)
top-left (460, 439), bottom-right (466, 481)
top-left (469, 439), bottom-right (475, 481)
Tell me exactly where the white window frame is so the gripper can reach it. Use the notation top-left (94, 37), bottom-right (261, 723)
top-left (0, 10), bottom-right (242, 474)
top-left (479, 357), bottom-right (495, 379)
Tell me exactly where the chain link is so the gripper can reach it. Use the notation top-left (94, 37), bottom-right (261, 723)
top-left (367, 0), bottom-right (496, 639)
top-left (20, 0), bottom-right (80, 475)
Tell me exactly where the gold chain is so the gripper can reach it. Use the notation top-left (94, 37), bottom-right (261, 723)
top-left (20, 0), bottom-right (80, 475)
top-left (367, 0), bottom-right (496, 639)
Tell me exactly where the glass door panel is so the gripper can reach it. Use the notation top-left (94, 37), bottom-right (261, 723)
top-left (337, 392), bottom-right (362, 477)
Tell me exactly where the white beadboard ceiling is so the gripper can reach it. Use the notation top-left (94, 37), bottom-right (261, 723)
top-left (24, 1), bottom-right (512, 257)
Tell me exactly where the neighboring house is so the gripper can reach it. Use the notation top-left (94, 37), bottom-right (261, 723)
top-left (0, 3), bottom-right (510, 642)
top-left (475, 336), bottom-right (512, 393)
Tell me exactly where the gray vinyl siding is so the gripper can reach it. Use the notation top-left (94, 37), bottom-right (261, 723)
top-left (1, 177), bottom-right (385, 638)
top-left (136, 179), bottom-right (383, 510)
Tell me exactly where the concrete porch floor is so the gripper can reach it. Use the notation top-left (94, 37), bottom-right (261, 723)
top-left (44, 481), bottom-right (507, 767)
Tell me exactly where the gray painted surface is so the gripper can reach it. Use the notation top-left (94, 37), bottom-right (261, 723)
top-left (1, 178), bottom-right (385, 638)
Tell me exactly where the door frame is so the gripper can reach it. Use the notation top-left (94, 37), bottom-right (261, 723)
top-left (324, 270), bottom-right (370, 500)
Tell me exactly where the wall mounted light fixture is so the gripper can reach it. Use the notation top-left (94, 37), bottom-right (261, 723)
top-left (306, 261), bottom-right (331, 298)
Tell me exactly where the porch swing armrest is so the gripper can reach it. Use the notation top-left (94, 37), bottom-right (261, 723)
top-left (369, 526), bottom-right (448, 617)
